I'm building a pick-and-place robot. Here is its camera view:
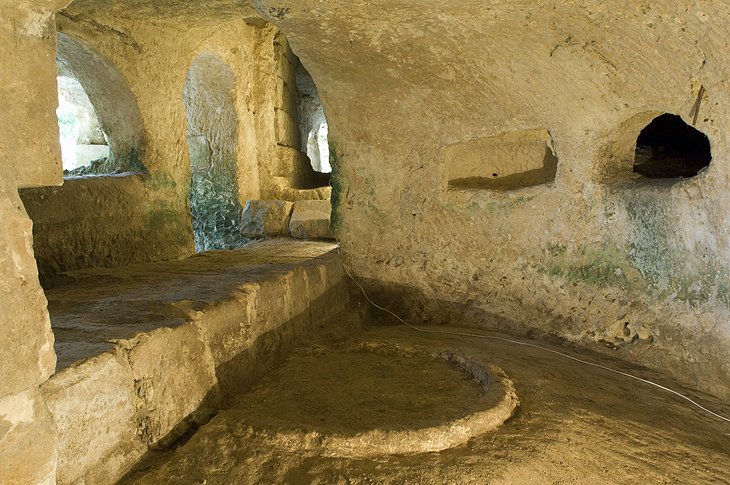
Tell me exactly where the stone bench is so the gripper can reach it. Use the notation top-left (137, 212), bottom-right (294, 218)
top-left (40, 239), bottom-right (350, 484)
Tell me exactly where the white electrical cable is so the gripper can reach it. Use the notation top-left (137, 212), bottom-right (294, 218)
top-left (338, 256), bottom-right (730, 424)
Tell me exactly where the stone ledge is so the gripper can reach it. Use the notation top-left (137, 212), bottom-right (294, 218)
top-left (41, 242), bottom-right (350, 485)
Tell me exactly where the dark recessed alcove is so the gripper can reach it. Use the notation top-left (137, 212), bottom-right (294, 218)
top-left (633, 114), bottom-right (711, 179)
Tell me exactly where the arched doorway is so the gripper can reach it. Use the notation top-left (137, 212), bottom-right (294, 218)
top-left (56, 33), bottom-right (145, 176)
top-left (296, 63), bottom-right (332, 174)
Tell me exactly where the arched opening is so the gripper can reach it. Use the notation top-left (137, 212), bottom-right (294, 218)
top-left (633, 114), bottom-right (711, 179)
top-left (56, 75), bottom-right (108, 172)
top-left (56, 33), bottom-right (145, 176)
top-left (296, 64), bottom-right (331, 174)
top-left (184, 53), bottom-right (246, 252)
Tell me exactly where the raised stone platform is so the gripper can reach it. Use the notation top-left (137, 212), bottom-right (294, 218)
top-left (225, 340), bottom-right (518, 459)
top-left (40, 239), bottom-right (351, 485)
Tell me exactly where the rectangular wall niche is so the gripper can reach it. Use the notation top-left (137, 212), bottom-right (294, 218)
top-left (446, 129), bottom-right (558, 190)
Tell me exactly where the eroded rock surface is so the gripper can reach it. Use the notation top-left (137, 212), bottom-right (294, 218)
top-left (3, 1), bottom-right (730, 483)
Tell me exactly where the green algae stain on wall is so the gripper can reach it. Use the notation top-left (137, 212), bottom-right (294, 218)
top-left (671, 268), bottom-right (730, 308)
top-left (145, 173), bottom-right (178, 191)
top-left (624, 194), bottom-right (675, 289)
top-left (539, 191), bottom-right (730, 308)
top-left (183, 54), bottom-right (246, 253)
top-left (541, 244), bottom-right (648, 291)
top-left (188, 157), bottom-right (247, 252)
top-left (65, 148), bottom-right (146, 176)
top-left (540, 193), bottom-right (674, 293)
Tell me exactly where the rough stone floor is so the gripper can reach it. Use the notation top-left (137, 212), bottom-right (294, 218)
top-left (45, 239), bottom-right (337, 370)
top-left (123, 324), bottom-right (730, 484)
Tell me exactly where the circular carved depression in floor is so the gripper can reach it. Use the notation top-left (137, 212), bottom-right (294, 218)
top-left (230, 341), bottom-right (519, 457)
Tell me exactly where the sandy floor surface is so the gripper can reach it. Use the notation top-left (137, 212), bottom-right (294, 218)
top-left (123, 323), bottom-right (730, 484)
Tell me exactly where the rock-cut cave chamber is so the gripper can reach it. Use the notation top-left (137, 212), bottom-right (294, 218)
top-left (1, 1), bottom-right (729, 484)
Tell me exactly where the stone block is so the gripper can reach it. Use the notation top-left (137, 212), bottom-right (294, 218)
top-left (274, 146), bottom-right (305, 178)
top-left (274, 80), bottom-right (299, 116)
top-left (3, 18), bottom-right (63, 189)
top-left (275, 52), bottom-right (297, 88)
top-left (283, 265), bottom-right (313, 332)
top-left (273, 31), bottom-right (299, 65)
top-left (289, 200), bottom-right (334, 240)
top-left (0, 390), bottom-right (57, 485)
top-left (273, 146), bottom-right (331, 192)
top-left (42, 351), bottom-right (145, 485)
top-left (240, 200), bottom-right (294, 238)
top-left (301, 257), bottom-right (330, 324)
top-left (272, 179), bottom-right (332, 202)
top-left (196, 264), bottom-right (311, 374)
top-left (124, 324), bottom-right (218, 446)
top-left (274, 78), bottom-right (297, 112)
top-left (248, 275), bottom-right (290, 336)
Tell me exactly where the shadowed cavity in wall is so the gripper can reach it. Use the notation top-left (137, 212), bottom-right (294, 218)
top-left (446, 129), bottom-right (558, 191)
top-left (55, 33), bottom-right (145, 176)
top-left (632, 113), bottom-right (711, 179)
top-left (184, 53), bottom-right (247, 252)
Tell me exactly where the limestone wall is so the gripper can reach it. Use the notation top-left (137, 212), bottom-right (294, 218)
top-left (21, 10), bottom-right (333, 279)
top-left (0, 4), bottom-right (337, 481)
top-left (50, 14), bottom-right (266, 268)
top-left (267, 31), bottom-right (331, 197)
top-left (184, 53), bottom-right (247, 251)
top-left (56, 32), bottom-right (144, 171)
top-left (0, 2), bottom-right (67, 483)
top-left (257, 0), bottom-right (730, 400)
top-left (20, 175), bottom-right (191, 283)
top-left (5, 0), bottom-right (729, 480)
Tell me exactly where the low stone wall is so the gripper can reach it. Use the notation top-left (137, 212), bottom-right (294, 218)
top-left (20, 174), bottom-right (193, 285)
top-left (41, 250), bottom-right (351, 485)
